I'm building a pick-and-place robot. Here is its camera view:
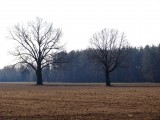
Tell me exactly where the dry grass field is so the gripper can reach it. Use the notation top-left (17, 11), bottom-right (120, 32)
top-left (0, 83), bottom-right (160, 120)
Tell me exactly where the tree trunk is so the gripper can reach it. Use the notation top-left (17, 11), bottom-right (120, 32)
top-left (36, 62), bottom-right (43, 85)
top-left (105, 71), bottom-right (111, 86)
top-left (36, 69), bottom-right (43, 85)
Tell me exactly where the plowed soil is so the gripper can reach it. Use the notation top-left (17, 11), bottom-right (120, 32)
top-left (0, 83), bottom-right (160, 120)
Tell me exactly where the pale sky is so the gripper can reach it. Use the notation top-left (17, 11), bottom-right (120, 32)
top-left (0, 0), bottom-right (160, 68)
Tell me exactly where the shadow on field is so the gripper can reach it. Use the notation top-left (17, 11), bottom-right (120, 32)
top-left (111, 83), bottom-right (160, 88)
top-left (40, 83), bottom-right (105, 87)
top-left (0, 82), bottom-right (160, 88)
top-left (33, 83), bottom-right (160, 88)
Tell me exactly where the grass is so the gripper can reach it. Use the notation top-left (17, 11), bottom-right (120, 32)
top-left (0, 83), bottom-right (160, 120)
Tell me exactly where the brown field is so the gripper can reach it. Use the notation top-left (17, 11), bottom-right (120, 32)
top-left (0, 83), bottom-right (160, 120)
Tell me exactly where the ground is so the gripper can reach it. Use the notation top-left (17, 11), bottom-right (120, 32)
top-left (0, 83), bottom-right (160, 120)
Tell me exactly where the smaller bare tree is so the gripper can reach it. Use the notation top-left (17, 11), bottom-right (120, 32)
top-left (9, 18), bottom-right (64, 85)
top-left (89, 28), bottom-right (129, 86)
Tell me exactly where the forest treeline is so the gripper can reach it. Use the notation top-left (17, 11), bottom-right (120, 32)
top-left (0, 45), bottom-right (160, 83)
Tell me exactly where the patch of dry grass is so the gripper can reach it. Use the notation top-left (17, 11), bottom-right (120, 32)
top-left (0, 83), bottom-right (160, 120)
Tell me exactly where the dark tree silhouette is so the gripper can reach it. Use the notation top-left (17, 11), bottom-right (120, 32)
top-left (89, 28), bottom-right (128, 86)
top-left (9, 18), bottom-right (63, 85)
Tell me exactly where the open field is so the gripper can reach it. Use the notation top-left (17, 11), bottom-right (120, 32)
top-left (0, 83), bottom-right (160, 120)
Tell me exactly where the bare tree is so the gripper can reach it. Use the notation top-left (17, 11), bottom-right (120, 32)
top-left (89, 28), bottom-right (128, 86)
top-left (9, 18), bottom-right (63, 85)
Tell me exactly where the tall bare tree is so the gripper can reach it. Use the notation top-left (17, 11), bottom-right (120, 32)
top-left (89, 28), bottom-right (128, 86)
top-left (9, 18), bottom-right (63, 85)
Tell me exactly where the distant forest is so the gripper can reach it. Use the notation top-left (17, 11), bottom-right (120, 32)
top-left (0, 45), bottom-right (160, 83)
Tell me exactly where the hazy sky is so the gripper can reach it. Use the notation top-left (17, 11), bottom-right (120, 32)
top-left (0, 0), bottom-right (160, 68)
